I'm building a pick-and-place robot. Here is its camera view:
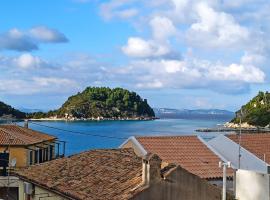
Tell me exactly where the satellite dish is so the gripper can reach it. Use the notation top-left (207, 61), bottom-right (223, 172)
top-left (10, 158), bottom-right (16, 167)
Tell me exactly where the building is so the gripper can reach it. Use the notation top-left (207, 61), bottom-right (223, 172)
top-left (0, 124), bottom-right (63, 168)
top-left (0, 124), bottom-right (65, 200)
top-left (120, 135), bottom-right (234, 179)
top-left (228, 133), bottom-right (270, 164)
top-left (13, 148), bottom-right (232, 200)
top-left (205, 134), bottom-right (269, 173)
top-left (120, 134), bottom-right (270, 195)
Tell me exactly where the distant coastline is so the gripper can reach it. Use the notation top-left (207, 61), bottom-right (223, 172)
top-left (28, 116), bottom-right (158, 121)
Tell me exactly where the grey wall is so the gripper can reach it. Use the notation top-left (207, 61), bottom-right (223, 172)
top-left (132, 166), bottom-right (234, 200)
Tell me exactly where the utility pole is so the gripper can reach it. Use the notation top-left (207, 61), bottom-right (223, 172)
top-left (238, 108), bottom-right (243, 169)
top-left (219, 161), bottom-right (231, 200)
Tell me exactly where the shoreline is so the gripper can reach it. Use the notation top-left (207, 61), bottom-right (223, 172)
top-left (27, 117), bottom-right (159, 122)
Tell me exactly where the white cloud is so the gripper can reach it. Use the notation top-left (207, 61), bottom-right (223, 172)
top-left (208, 63), bottom-right (265, 83)
top-left (14, 53), bottom-right (42, 69)
top-left (187, 2), bottom-right (250, 48)
top-left (0, 77), bottom-right (78, 95)
top-left (150, 16), bottom-right (177, 41)
top-left (29, 26), bottom-right (68, 43)
top-left (122, 37), bottom-right (170, 58)
top-left (100, 0), bottom-right (138, 20)
top-left (0, 26), bottom-right (68, 52)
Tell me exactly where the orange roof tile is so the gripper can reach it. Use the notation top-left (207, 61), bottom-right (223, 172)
top-left (15, 149), bottom-right (143, 200)
top-left (0, 124), bottom-right (56, 146)
top-left (228, 133), bottom-right (270, 164)
top-left (136, 135), bottom-right (233, 179)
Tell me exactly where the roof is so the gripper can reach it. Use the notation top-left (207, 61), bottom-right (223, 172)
top-left (136, 135), bottom-right (233, 179)
top-left (15, 149), bottom-right (144, 200)
top-left (228, 133), bottom-right (270, 165)
top-left (0, 124), bottom-right (56, 146)
top-left (207, 134), bottom-right (268, 173)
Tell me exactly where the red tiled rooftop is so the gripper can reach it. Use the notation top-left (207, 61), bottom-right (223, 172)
top-left (228, 133), bottom-right (270, 164)
top-left (15, 149), bottom-right (143, 200)
top-left (136, 135), bottom-right (233, 179)
top-left (0, 124), bottom-right (56, 146)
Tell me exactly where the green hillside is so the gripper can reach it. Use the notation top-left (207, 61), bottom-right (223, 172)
top-left (29, 87), bottom-right (155, 119)
top-left (231, 91), bottom-right (270, 127)
top-left (0, 101), bottom-right (25, 119)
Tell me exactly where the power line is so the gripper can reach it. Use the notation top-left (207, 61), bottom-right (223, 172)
top-left (28, 121), bottom-right (128, 140)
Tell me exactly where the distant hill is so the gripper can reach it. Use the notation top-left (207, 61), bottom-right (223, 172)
top-left (29, 87), bottom-right (155, 120)
top-left (18, 108), bottom-right (44, 113)
top-left (154, 108), bottom-right (234, 119)
top-left (231, 91), bottom-right (270, 127)
top-left (0, 101), bottom-right (26, 119)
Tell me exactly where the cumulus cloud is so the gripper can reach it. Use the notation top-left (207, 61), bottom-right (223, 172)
top-left (187, 2), bottom-right (250, 48)
top-left (14, 53), bottom-right (42, 69)
top-left (122, 37), bottom-right (170, 58)
top-left (29, 26), bottom-right (68, 43)
top-left (0, 29), bottom-right (38, 51)
top-left (0, 26), bottom-right (68, 52)
top-left (150, 16), bottom-right (177, 41)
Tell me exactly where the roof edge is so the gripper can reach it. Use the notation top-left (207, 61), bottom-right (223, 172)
top-left (197, 135), bottom-right (230, 164)
top-left (119, 136), bottom-right (148, 156)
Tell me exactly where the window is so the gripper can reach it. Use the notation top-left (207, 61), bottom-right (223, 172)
top-left (29, 151), bottom-right (33, 165)
top-left (34, 150), bottom-right (38, 164)
top-left (39, 149), bottom-right (43, 163)
top-left (49, 145), bottom-right (54, 160)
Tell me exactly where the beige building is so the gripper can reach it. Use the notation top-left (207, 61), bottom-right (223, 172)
top-left (0, 124), bottom-right (64, 200)
top-left (13, 148), bottom-right (232, 200)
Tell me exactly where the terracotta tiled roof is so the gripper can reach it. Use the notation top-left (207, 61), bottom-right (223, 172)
top-left (136, 135), bottom-right (233, 179)
top-left (0, 124), bottom-right (56, 146)
top-left (15, 149), bottom-right (143, 200)
top-left (228, 133), bottom-right (270, 164)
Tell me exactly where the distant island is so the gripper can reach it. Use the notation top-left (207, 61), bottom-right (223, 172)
top-left (231, 91), bottom-right (270, 127)
top-left (27, 87), bottom-right (155, 121)
top-left (0, 101), bottom-right (25, 119)
top-left (154, 108), bottom-right (234, 120)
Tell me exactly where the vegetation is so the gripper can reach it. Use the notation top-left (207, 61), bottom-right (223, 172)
top-left (28, 87), bottom-right (155, 119)
top-left (0, 101), bottom-right (26, 119)
top-left (231, 91), bottom-right (270, 127)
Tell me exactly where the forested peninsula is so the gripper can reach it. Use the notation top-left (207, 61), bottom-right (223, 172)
top-left (28, 87), bottom-right (155, 120)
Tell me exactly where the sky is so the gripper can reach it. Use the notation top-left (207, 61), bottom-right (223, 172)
top-left (0, 0), bottom-right (270, 111)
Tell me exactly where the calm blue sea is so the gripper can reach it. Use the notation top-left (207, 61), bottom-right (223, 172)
top-left (8, 117), bottom-right (232, 156)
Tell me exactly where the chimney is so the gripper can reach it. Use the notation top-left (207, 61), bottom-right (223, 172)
top-left (142, 153), bottom-right (162, 186)
top-left (24, 119), bottom-right (29, 129)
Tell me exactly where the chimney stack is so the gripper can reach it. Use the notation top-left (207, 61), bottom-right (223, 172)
top-left (24, 119), bottom-right (29, 129)
top-left (142, 153), bottom-right (162, 186)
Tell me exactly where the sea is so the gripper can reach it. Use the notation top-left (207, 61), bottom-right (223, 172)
top-left (1, 116), bottom-right (232, 156)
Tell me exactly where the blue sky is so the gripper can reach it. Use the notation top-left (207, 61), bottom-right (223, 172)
top-left (0, 0), bottom-right (270, 111)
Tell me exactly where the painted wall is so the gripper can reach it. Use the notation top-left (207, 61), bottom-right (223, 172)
top-left (18, 180), bottom-right (67, 200)
top-left (0, 142), bottom-right (56, 168)
top-left (236, 169), bottom-right (270, 200)
top-left (0, 147), bottom-right (27, 168)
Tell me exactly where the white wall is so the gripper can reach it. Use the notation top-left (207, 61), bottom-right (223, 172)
top-left (236, 169), bottom-right (270, 200)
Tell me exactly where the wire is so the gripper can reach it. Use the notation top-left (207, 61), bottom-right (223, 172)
top-left (28, 121), bottom-right (128, 140)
